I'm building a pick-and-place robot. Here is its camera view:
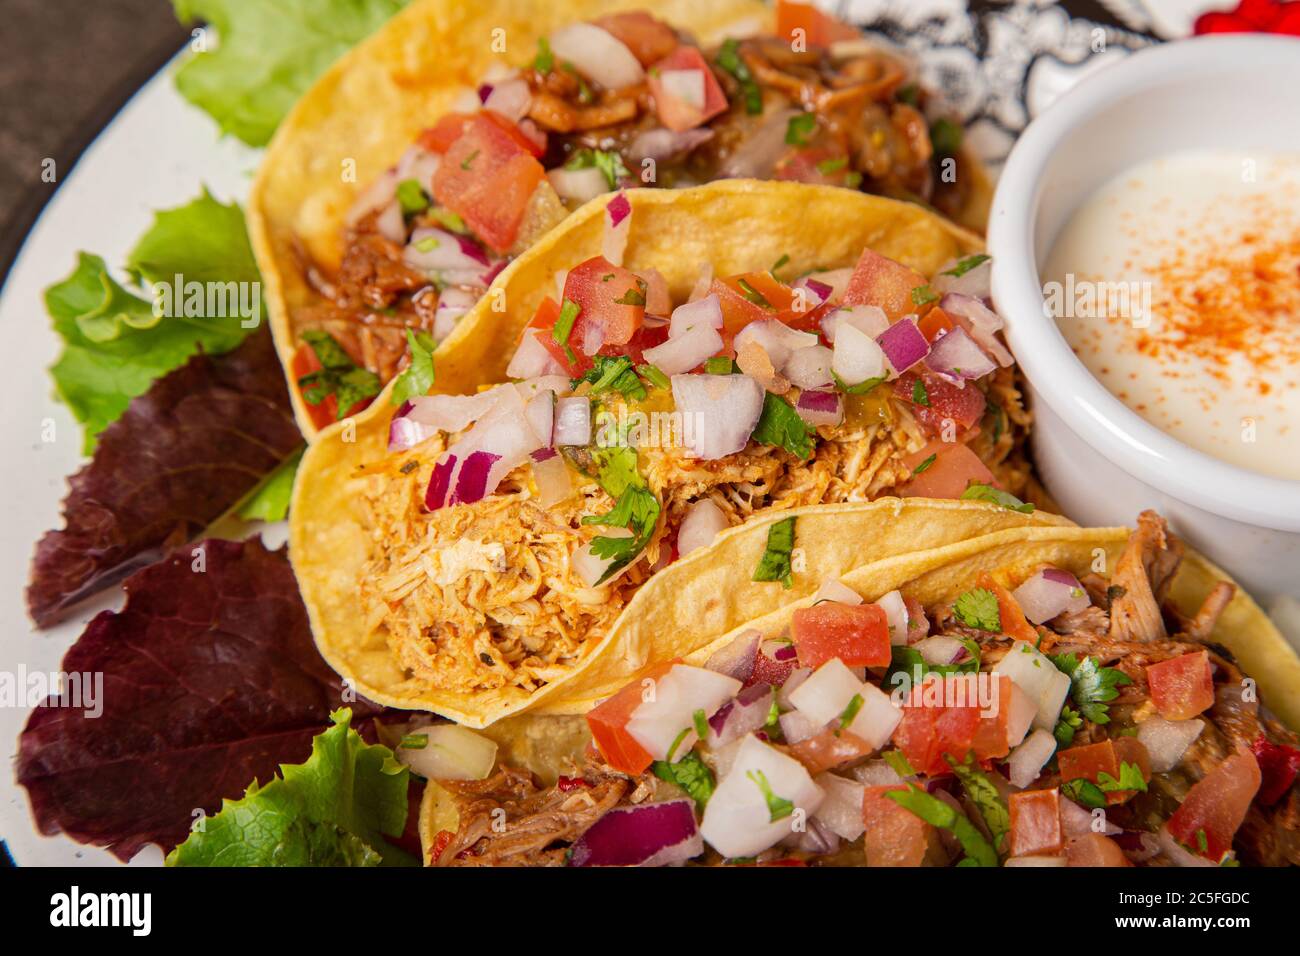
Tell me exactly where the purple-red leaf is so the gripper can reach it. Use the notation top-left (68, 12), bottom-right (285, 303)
top-left (27, 326), bottom-right (302, 627)
top-left (16, 537), bottom-right (381, 862)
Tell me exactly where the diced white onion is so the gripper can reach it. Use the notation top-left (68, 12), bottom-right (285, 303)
top-left (1136, 716), bottom-right (1204, 773)
top-left (547, 166), bottom-right (609, 204)
top-left (548, 23), bottom-right (645, 91)
top-left (396, 725), bottom-right (497, 780)
top-left (678, 498), bottom-right (729, 556)
top-left (643, 322), bottom-right (723, 376)
top-left (700, 735), bottom-right (825, 859)
top-left (1007, 728), bottom-right (1056, 789)
top-left (668, 294), bottom-right (723, 338)
top-left (553, 396), bottom-right (591, 445)
top-left (483, 77), bottom-right (532, 123)
top-left (812, 578), bottom-right (862, 606)
top-left (670, 373), bottom-right (765, 460)
top-left (812, 773), bottom-right (867, 841)
top-left (832, 318), bottom-right (887, 386)
top-left (877, 590), bottom-right (909, 645)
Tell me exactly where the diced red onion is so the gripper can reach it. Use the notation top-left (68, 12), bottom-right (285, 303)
top-left (705, 629), bottom-right (760, 683)
top-left (707, 683), bottom-right (773, 747)
top-left (783, 816), bottom-right (840, 856)
top-left (434, 286), bottom-right (479, 341)
top-left (668, 294), bottom-right (723, 338)
top-left (915, 635), bottom-right (968, 666)
top-left (933, 255), bottom-right (991, 300)
top-left (480, 258), bottom-right (508, 286)
top-left (925, 325), bottom-right (996, 383)
top-left (795, 389), bottom-right (842, 427)
top-left (524, 391), bottom-right (554, 448)
top-left (831, 317), bottom-right (887, 386)
top-left (425, 454), bottom-right (457, 510)
top-left (734, 320), bottom-right (818, 370)
top-left (477, 83), bottom-right (493, 103)
top-left (448, 450), bottom-right (499, 506)
top-left (678, 498), bottom-right (728, 556)
top-left (793, 277), bottom-right (833, 306)
top-left (602, 191), bottom-right (631, 265)
top-left (628, 127), bottom-right (714, 163)
top-left (507, 330), bottom-right (562, 379)
top-left (483, 77), bottom-right (532, 123)
top-left (1012, 569), bottom-right (1092, 625)
top-left (548, 165), bottom-right (608, 204)
top-left (346, 169), bottom-right (398, 227)
top-left (1136, 716), bottom-right (1204, 773)
top-left (877, 589), bottom-right (909, 645)
top-left (940, 292), bottom-right (1014, 367)
top-left (642, 321), bottom-right (723, 378)
top-left (553, 396), bottom-right (591, 446)
top-left (876, 317), bottom-right (930, 377)
top-left (784, 344), bottom-right (833, 390)
top-left (778, 708), bottom-right (823, 744)
top-left (531, 452), bottom-right (572, 508)
top-left (1007, 728), bottom-right (1057, 789)
top-left (569, 799), bottom-right (703, 867)
top-left (548, 24), bottom-right (645, 91)
top-left (771, 643), bottom-right (798, 663)
top-left (812, 578), bottom-right (861, 605)
top-left (670, 373), bottom-right (764, 460)
top-left (375, 200), bottom-right (406, 244)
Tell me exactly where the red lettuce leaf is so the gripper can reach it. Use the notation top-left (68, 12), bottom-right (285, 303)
top-left (16, 537), bottom-right (383, 861)
top-left (27, 326), bottom-right (302, 626)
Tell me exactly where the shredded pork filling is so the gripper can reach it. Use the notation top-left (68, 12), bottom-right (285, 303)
top-left (358, 370), bottom-right (1030, 698)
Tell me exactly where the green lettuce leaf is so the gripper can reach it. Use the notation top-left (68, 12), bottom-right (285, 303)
top-left (172, 0), bottom-right (409, 146)
top-left (166, 708), bottom-right (413, 867)
top-left (237, 448), bottom-right (303, 522)
top-left (46, 191), bottom-right (261, 453)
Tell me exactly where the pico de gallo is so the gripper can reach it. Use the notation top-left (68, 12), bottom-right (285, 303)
top-left (289, 1), bottom-right (984, 430)
top-left (357, 207), bottom-right (1028, 706)
top-left (407, 511), bottom-right (1300, 867)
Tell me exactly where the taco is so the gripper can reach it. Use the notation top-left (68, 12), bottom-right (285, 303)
top-left (248, 0), bottom-right (992, 436)
top-left (407, 510), bottom-right (1300, 868)
top-left (290, 182), bottom-right (1037, 728)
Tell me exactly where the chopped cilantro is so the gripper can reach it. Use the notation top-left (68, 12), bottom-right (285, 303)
top-left (913, 453), bottom-right (937, 475)
top-left (752, 392), bottom-right (816, 460)
top-left (1047, 653), bottom-right (1133, 724)
top-left (961, 482), bottom-right (1035, 513)
top-left (636, 363), bottom-right (669, 390)
top-left (816, 156), bottom-right (849, 175)
top-left (911, 285), bottom-right (939, 307)
top-left (930, 118), bottom-right (963, 156)
top-left (785, 112), bottom-right (817, 146)
top-left (552, 298), bottom-right (580, 346)
top-left (653, 752), bottom-right (714, 809)
top-left (1054, 704), bottom-right (1082, 747)
top-left (297, 331), bottom-right (381, 419)
top-left (833, 370), bottom-right (886, 395)
top-left (770, 253), bottom-right (790, 277)
top-left (953, 587), bottom-right (1001, 632)
top-left (882, 750), bottom-right (915, 778)
top-left (399, 733), bottom-right (428, 750)
top-left (911, 377), bottom-right (930, 406)
top-left (946, 753), bottom-right (1010, 854)
top-left (412, 235), bottom-right (439, 253)
top-left (532, 37), bottom-right (554, 73)
top-left (886, 785), bottom-right (997, 867)
top-left (582, 446), bottom-right (661, 583)
top-left (752, 515), bottom-right (797, 589)
top-left (459, 149), bottom-right (480, 171)
top-left (704, 357), bottom-right (736, 375)
top-left (395, 178), bottom-right (428, 216)
top-left (736, 277), bottom-right (773, 309)
top-left (389, 329), bottom-right (436, 406)
top-left (692, 709), bottom-right (710, 740)
top-left (837, 694), bottom-right (864, 734)
top-left (942, 254), bottom-right (991, 278)
top-left (746, 769), bottom-right (794, 822)
top-left (896, 83), bottom-right (920, 107)
top-left (565, 148), bottom-right (629, 189)
top-left (613, 280), bottom-right (647, 306)
top-left (575, 354), bottom-right (646, 400)
top-left (717, 39), bottom-right (762, 114)
top-left (427, 208), bottom-right (467, 233)
top-left (665, 727), bottom-right (691, 762)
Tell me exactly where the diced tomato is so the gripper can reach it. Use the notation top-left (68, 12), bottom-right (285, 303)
top-left (918, 306), bottom-right (955, 343)
top-left (1065, 833), bottom-right (1132, 867)
top-left (775, 147), bottom-right (858, 188)
top-left (606, 322), bottom-right (668, 366)
top-left (970, 674), bottom-right (1014, 760)
top-left (1167, 750), bottom-right (1261, 862)
top-left (862, 785), bottom-right (939, 867)
top-left (1145, 650), bottom-right (1215, 721)
top-left (290, 342), bottom-right (339, 430)
top-left (432, 113), bottom-right (546, 253)
top-left (979, 573), bottom-right (1039, 645)
top-left (417, 112), bottom-right (476, 154)
top-left (1009, 788), bottom-right (1063, 858)
top-left (585, 660), bottom-right (680, 775)
top-left (790, 727), bottom-right (875, 774)
top-left (711, 272), bottom-right (799, 341)
top-left (593, 11), bottom-right (679, 66)
top-left (1251, 734), bottom-right (1300, 806)
top-left (1058, 739), bottom-right (1140, 807)
top-left (748, 646), bottom-right (796, 688)
top-left (428, 828), bottom-right (455, 863)
top-left (563, 256), bottom-right (647, 353)
top-left (791, 602), bottom-right (891, 669)
top-left (893, 679), bottom-right (982, 777)
top-left (647, 46), bottom-right (728, 131)
top-left (894, 368), bottom-right (987, 435)
top-left (525, 297), bottom-right (586, 377)
top-left (776, 0), bottom-right (860, 48)
top-left (478, 109), bottom-right (546, 158)
top-left (900, 439), bottom-right (994, 500)
top-left (842, 248), bottom-right (929, 321)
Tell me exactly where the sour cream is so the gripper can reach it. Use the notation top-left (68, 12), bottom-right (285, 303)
top-left (1042, 150), bottom-right (1300, 481)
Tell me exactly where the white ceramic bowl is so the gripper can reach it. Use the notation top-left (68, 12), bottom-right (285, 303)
top-left (989, 36), bottom-right (1300, 608)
